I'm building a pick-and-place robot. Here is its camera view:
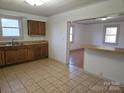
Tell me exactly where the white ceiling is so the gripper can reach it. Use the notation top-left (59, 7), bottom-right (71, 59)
top-left (0, 0), bottom-right (108, 17)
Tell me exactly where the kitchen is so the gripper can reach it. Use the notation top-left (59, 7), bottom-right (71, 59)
top-left (0, 0), bottom-right (124, 93)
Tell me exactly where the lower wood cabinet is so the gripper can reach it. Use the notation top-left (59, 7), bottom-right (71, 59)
top-left (28, 44), bottom-right (48, 60)
top-left (1, 42), bottom-right (48, 66)
top-left (5, 48), bottom-right (28, 65)
top-left (5, 49), bottom-right (17, 65)
top-left (0, 51), bottom-right (5, 66)
top-left (27, 46), bottom-right (35, 61)
top-left (41, 44), bottom-right (48, 58)
top-left (34, 45), bottom-right (43, 59)
top-left (16, 48), bottom-right (28, 63)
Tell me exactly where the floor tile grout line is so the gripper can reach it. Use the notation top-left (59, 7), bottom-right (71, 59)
top-left (1, 59), bottom-right (117, 93)
top-left (1, 69), bottom-right (14, 93)
top-left (7, 69), bottom-right (31, 93)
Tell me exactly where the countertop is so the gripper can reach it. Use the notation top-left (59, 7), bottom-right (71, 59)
top-left (81, 44), bottom-right (124, 53)
top-left (0, 40), bottom-right (48, 50)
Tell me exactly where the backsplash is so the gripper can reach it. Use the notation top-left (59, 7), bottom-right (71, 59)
top-left (0, 40), bottom-right (48, 45)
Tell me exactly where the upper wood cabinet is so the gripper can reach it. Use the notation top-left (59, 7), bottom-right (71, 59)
top-left (0, 51), bottom-right (5, 66)
top-left (28, 20), bottom-right (46, 36)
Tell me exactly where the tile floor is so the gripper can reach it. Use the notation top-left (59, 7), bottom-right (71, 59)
top-left (0, 59), bottom-right (123, 93)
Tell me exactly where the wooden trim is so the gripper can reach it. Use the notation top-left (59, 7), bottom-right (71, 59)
top-left (49, 58), bottom-right (66, 65)
top-left (70, 48), bottom-right (83, 52)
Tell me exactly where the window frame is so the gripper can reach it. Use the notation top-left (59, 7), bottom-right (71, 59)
top-left (103, 24), bottom-right (120, 45)
top-left (69, 26), bottom-right (74, 43)
top-left (0, 16), bottom-right (23, 40)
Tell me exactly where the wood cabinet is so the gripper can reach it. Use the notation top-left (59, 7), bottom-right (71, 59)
top-left (34, 44), bottom-right (42, 59)
top-left (16, 48), bottom-right (28, 63)
top-left (27, 46), bottom-right (35, 61)
top-left (5, 49), bottom-right (17, 65)
top-left (5, 48), bottom-right (28, 65)
top-left (0, 51), bottom-right (5, 66)
top-left (28, 44), bottom-right (48, 60)
top-left (39, 22), bottom-right (45, 35)
top-left (33, 44), bottom-right (48, 59)
top-left (28, 20), bottom-right (46, 35)
top-left (41, 44), bottom-right (48, 58)
top-left (0, 42), bottom-right (48, 66)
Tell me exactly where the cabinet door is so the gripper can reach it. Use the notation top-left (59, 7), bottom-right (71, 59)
top-left (5, 48), bottom-right (28, 65)
top-left (39, 22), bottom-right (45, 35)
top-left (16, 48), bottom-right (28, 63)
top-left (27, 44), bottom-right (48, 60)
top-left (34, 45), bottom-right (42, 59)
top-left (28, 20), bottom-right (39, 35)
top-left (41, 44), bottom-right (48, 58)
top-left (5, 50), bottom-right (17, 65)
top-left (27, 47), bottom-right (34, 61)
top-left (28, 20), bottom-right (46, 35)
top-left (0, 51), bottom-right (5, 66)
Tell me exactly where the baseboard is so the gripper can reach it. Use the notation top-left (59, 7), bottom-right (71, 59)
top-left (84, 70), bottom-right (124, 86)
top-left (83, 70), bottom-right (109, 81)
top-left (70, 48), bottom-right (83, 52)
top-left (49, 58), bottom-right (67, 65)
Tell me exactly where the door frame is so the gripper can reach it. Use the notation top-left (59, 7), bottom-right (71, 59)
top-left (66, 21), bottom-right (72, 65)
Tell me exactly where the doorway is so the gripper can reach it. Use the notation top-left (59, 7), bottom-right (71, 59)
top-left (66, 13), bottom-right (124, 69)
top-left (67, 22), bottom-right (84, 68)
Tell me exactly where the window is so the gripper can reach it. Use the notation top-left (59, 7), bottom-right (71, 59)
top-left (69, 26), bottom-right (73, 42)
top-left (104, 25), bottom-right (119, 44)
top-left (0, 17), bottom-right (22, 39)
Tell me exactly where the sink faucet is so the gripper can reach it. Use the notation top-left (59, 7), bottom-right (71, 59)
top-left (11, 39), bottom-right (15, 46)
top-left (11, 39), bottom-right (20, 46)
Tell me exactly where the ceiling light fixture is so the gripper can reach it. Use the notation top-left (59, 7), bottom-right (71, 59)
top-left (25, 0), bottom-right (49, 6)
top-left (98, 17), bottom-right (112, 21)
top-left (100, 17), bottom-right (107, 21)
top-left (95, 14), bottom-right (120, 22)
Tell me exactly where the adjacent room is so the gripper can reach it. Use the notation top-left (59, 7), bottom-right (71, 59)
top-left (68, 15), bottom-right (124, 69)
top-left (0, 0), bottom-right (124, 93)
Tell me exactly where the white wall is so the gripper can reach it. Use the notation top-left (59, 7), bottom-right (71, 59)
top-left (84, 49), bottom-right (124, 84)
top-left (84, 22), bottom-right (124, 48)
top-left (0, 9), bottom-right (47, 42)
top-left (47, 0), bottom-right (124, 63)
top-left (70, 21), bottom-right (124, 50)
